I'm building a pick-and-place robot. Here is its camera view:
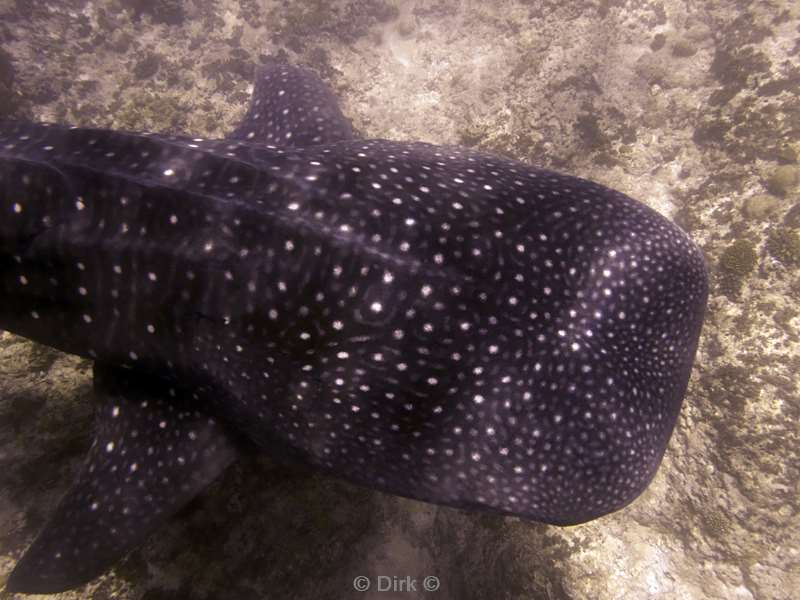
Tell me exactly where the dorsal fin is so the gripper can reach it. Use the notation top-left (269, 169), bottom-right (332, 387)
top-left (227, 60), bottom-right (354, 147)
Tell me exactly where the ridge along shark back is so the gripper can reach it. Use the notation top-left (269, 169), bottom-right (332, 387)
top-left (0, 60), bottom-right (707, 593)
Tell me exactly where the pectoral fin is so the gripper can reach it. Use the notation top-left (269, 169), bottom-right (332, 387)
top-left (6, 363), bottom-right (240, 593)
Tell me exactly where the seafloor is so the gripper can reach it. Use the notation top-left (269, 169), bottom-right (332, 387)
top-left (0, 1), bottom-right (798, 599)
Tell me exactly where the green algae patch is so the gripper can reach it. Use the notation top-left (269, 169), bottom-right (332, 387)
top-left (718, 239), bottom-right (758, 298)
top-left (282, 0), bottom-right (334, 35)
top-left (720, 240), bottom-right (758, 276)
top-left (775, 143), bottom-right (798, 164)
top-left (278, 0), bottom-right (399, 45)
top-left (742, 194), bottom-right (781, 220)
top-left (703, 510), bottom-right (733, 539)
top-left (766, 165), bottom-right (798, 196)
top-left (766, 228), bottom-right (800, 267)
top-left (120, 0), bottom-right (186, 26)
top-left (457, 121), bottom-right (490, 147)
top-left (109, 89), bottom-right (191, 134)
top-left (670, 38), bottom-right (697, 58)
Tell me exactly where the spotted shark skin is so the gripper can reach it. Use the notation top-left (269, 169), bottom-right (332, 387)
top-left (0, 61), bottom-right (707, 593)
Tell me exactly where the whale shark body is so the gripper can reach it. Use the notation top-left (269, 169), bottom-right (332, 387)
top-left (0, 61), bottom-right (707, 593)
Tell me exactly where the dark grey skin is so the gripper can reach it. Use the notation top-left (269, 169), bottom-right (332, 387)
top-left (0, 61), bottom-right (707, 593)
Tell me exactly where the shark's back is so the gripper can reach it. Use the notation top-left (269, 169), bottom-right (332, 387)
top-left (0, 62), bottom-right (707, 593)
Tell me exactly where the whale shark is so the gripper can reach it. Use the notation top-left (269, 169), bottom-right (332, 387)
top-left (0, 60), bottom-right (707, 593)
